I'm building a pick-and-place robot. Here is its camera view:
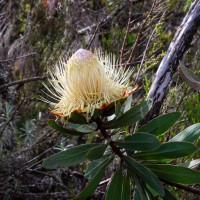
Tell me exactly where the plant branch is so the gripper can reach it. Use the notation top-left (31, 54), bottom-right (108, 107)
top-left (160, 179), bottom-right (200, 195)
top-left (87, 7), bottom-right (116, 50)
top-left (0, 52), bottom-right (37, 63)
top-left (127, 0), bottom-right (158, 64)
top-left (96, 119), bottom-right (123, 158)
top-left (0, 75), bottom-right (47, 90)
top-left (120, 1), bottom-right (132, 64)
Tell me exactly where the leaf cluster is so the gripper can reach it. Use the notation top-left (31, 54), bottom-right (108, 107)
top-left (43, 98), bottom-right (200, 199)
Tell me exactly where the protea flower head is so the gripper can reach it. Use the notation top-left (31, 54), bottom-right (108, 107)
top-left (43, 49), bottom-right (137, 121)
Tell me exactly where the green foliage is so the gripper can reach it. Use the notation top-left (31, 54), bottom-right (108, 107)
top-left (184, 93), bottom-right (200, 124)
top-left (179, 64), bottom-right (200, 91)
top-left (103, 100), bottom-right (152, 129)
top-left (143, 76), bottom-right (151, 95)
top-left (102, 25), bottom-right (125, 54)
top-left (105, 167), bottom-right (123, 200)
top-left (74, 156), bottom-right (114, 200)
top-left (0, 102), bottom-right (16, 154)
top-left (48, 120), bottom-right (96, 136)
top-left (169, 123), bottom-right (200, 143)
top-left (138, 112), bottom-right (181, 136)
top-left (43, 143), bottom-right (100, 169)
top-left (124, 156), bottom-right (165, 197)
top-left (115, 133), bottom-right (160, 151)
top-left (19, 119), bottom-right (36, 143)
top-left (147, 164), bottom-right (200, 184)
top-left (134, 142), bottom-right (197, 161)
top-left (43, 99), bottom-right (200, 199)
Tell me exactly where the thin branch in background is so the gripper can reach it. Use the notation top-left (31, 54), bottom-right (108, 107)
top-left (87, 7), bottom-right (116, 50)
top-left (120, 1), bottom-right (132, 64)
top-left (1, 135), bottom-right (67, 178)
top-left (0, 52), bottom-right (37, 63)
top-left (134, 12), bottom-right (165, 83)
top-left (0, 12), bottom-right (8, 17)
top-left (175, 87), bottom-right (189, 111)
top-left (0, 76), bottom-right (47, 91)
top-left (127, 0), bottom-right (158, 64)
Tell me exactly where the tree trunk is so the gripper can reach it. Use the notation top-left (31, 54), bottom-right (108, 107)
top-left (141, 0), bottom-right (200, 124)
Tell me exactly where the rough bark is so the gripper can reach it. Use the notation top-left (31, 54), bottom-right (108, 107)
top-left (141, 0), bottom-right (200, 124)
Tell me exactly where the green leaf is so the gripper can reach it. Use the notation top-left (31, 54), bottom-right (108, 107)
top-left (122, 172), bottom-right (131, 200)
top-left (103, 100), bottom-right (152, 129)
top-left (162, 188), bottom-right (177, 200)
top-left (124, 94), bottom-right (132, 113)
top-left (115, 95), bottom-right (132, 119)
top-left (115, 133), bottom-right (160, 152)
top-left (147, 164), bottom-right (200, 184)
top-left (124, 156), bottom-right (164, 197)
top-left (74, 156), bottom-right (114, 200)
top-left (169, 123), bottom-right (200, 143)
top-left (85, 154), bottom-right (111, 179)
top-left (105, 168), bottom-right (123, 200)
top-left (178, 64), bottom-right (200, 91)
top-left (86, 144), bottom-right (108, 160)
top-left (48, 120), bottom-right (89, 136)
top-left (134, 142), bottom-right (197, 161)
top-left (133, 175), bottom-right (148, 200)
top-left (69, 112), bottom-right (88, 124)
top-left (92, 109), bottom-right (103, 119)
top-left (67, 122), bottom-right (97, 133)
top-left (138, 112), bottom-right (181, 136)
top-left (43, 144), bottom-right (99, 169)
top-left (115, 101), bottom-right (124, 119)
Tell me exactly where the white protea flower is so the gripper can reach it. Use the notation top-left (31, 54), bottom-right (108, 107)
top-left (43, 49), bottom-right (137, 121)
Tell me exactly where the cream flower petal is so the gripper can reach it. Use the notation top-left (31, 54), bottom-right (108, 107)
top-left (43, 49), bottom-right (136, 121)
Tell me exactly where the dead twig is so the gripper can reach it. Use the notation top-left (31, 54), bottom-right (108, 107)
top-left (127, 0), bottom-right (158, 64)
top-left (120, 1), bottom-right (133, 64)
top-left (87, 7), bottom-right (116, 50)
top-left (0, 75), bottom-right (47, 91)
top-left (135, 11), bottom-right (165, 83)
top-left (0, 52), bottom-right (37, 63)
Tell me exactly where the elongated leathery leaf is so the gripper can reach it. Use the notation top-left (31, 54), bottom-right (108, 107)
top-left (67, 122), bottom-right (97, 133)
top-left (74, 156), bottom-right (114, 200)
top-left (48, 120), bottom-right (89, 136)
top-left (133, 175), bottom-right (148, 200)
top-left (179, 64), bottom-right (200, 91)
top-left (162, 188), bottom-right (177, 200)
top-left (147, 164), bottom-right (200, 184)
top-left (103, 100), bottom-right (152, 129)
top-left (86, 144), bottom-right (108, 160)
top-left (124, 156), bottom-right (164, 197)
top-left (134, 142), bottom-right (197, 161)
top-left (85, 154), bottom-right (111, 179)
top-left (115, 133), bottom-right (160, 151)
top-left (105, 168), bottom-right (123, 200)
top-left (169, 123), bottom-right (200, 143)
top-left (43, 144), bottom-right (99, 169)
top-left (122, 172), bottom-right (131, 200)
top-left (68, 112), bottom-right (88, 124)
top-left (138, 112), bottom-right (181, 136)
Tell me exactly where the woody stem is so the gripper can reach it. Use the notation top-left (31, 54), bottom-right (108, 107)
top-left (96, 119), bottom-right (123, 158)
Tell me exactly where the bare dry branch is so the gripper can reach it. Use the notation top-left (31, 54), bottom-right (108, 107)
top-left (120, 1), bottom-right (132, 64)
top-left (0, 52), bottom-right (37, 63)
top-left (0, 76), bottom-right (47, 91)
